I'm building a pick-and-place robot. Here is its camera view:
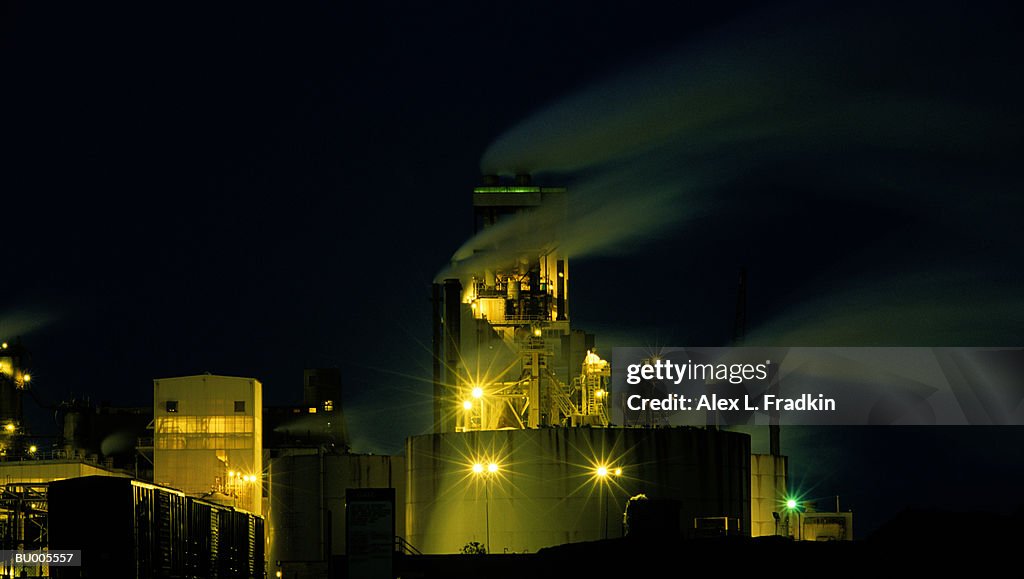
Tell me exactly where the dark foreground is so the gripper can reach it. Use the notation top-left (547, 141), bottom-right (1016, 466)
top-left (392, 509), bottom-right (1023, 578)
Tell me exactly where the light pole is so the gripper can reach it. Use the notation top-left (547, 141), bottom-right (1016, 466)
top-left (595, 465), bottom-right (622, 539)
top-left (785, 498), bottom-right (801, 540)
top-left (472, 462), bottom-right (499, 552)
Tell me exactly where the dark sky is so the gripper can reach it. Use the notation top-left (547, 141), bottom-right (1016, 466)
top-left (3, 1), bottom-right (1022, 536)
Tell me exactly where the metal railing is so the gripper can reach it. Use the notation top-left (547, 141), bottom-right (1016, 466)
top-left (394, 536), bottom-right (421, 555)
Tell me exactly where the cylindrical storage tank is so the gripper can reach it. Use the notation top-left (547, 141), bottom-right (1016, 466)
top-left (406, 427), bottom-right (750, 553)
top-left (268, 452), bottom-right (324, 565)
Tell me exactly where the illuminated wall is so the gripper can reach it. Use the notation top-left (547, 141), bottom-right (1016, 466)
top-left (799, 511), bottom-right (853, 541)
top-left (750, 453), bottom-right (788, 537)
top-left (0, 459), bottom-right (131, 484)
top-left (153, 375), bottom-right (263, 515)
top-left (407, 427), bottom-right (750, 553)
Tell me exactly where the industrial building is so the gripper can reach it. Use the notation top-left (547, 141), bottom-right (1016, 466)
top-left (0, 340), bottom-right (30, 458)
top-left (407, 427), bottom-right (750, 553)
top-left (0, 172), bottom-right (842, 576)
top-left (268, 449), bottom-right (404, 576)
top-left (265, 368), bottom-right (404, 577)
top-left (432, 174), bottom-right (604, 434)
top-left (153, 374), bottom-right (264, 516)
top-left (414, 174), bottom-right (796, 553)
top-left (0, 356), bottom-right (404, 577)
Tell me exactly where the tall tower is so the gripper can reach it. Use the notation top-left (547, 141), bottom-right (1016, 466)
top-left (432, 175), bottom-right (606, 433)
top-left (302, 368), bottom-right (350, 449)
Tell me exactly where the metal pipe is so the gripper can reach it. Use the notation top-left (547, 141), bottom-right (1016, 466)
top-left (431, 284), bottom-right (443, 433)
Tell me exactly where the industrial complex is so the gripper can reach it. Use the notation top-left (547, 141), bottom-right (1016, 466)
top-left (0, 176), bottom-right (851, 578)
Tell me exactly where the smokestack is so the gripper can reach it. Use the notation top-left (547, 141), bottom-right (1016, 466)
top-left (440, 278), bottom-right (463, 433)
top-left (431, 284), bottom-right (443, 433)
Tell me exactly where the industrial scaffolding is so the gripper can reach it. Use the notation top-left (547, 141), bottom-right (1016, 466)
top-left (436, 176), bottom-right (611, 433)
top-left (0, 483), bottom-right (49, 577)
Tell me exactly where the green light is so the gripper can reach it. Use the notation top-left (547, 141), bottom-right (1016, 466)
top-left (786, 499), bottom-right (797, 510)
top-left (474, 186), bottom-right (540, 193)
top-left (472, 186), bottom-right (567, 194)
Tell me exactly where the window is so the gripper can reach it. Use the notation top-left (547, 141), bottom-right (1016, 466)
top-left (323, 400), bottom-right (334, 412)
top-left (166, 401), bottom-right (179, 413)
top-left (234, 401), bottom-right (245, 413)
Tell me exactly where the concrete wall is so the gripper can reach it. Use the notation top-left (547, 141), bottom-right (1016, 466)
top-left (407, 427), bottom-right (750, 554)
top-left (750, 453), bottom-right (788, 537)
top-left (268, 450), bottom-right (405, 572)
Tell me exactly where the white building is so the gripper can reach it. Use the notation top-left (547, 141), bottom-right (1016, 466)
top-left (153, 374), bottom-right (262, 515)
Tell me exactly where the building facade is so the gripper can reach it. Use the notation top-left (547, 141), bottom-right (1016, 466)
top-left (153, 374), bottom-right (263, 515)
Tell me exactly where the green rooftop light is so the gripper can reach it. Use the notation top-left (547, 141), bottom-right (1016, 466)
top-left (786, 499), bottom-right (798, 510)
top-left (472, 186), bottom-right (567, 194)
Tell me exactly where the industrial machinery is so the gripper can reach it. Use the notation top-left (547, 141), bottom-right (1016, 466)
top-left (0, 483), bottom-right (47, 577)
top-left (48, 476), bottom-right (264, 578)
top-left (432, 175), bottom-right (609, 433)
top-left (0, 339), bottom-right (30, 457)
top-left (412, 174), bottom-right (783, 554)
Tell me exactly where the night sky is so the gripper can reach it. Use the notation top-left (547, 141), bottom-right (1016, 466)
top-left (3, 1), bottom-right (1022, 536)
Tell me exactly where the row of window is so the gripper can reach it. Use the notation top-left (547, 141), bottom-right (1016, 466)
top-left (155, 435), bottom-right (255, 450)
top-left (165, 400), bottom-right (248, 413)
top-left (156, 416), bottom-right (255, 435)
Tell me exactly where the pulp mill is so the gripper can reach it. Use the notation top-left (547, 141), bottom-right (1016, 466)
top-left (0, 175), bottom-right (810, 578)
top-left (409, 174), bottom-right (789, 553)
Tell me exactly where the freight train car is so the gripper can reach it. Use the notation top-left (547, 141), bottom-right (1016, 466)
top-left (48, 475), bottom-right (264, 578)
